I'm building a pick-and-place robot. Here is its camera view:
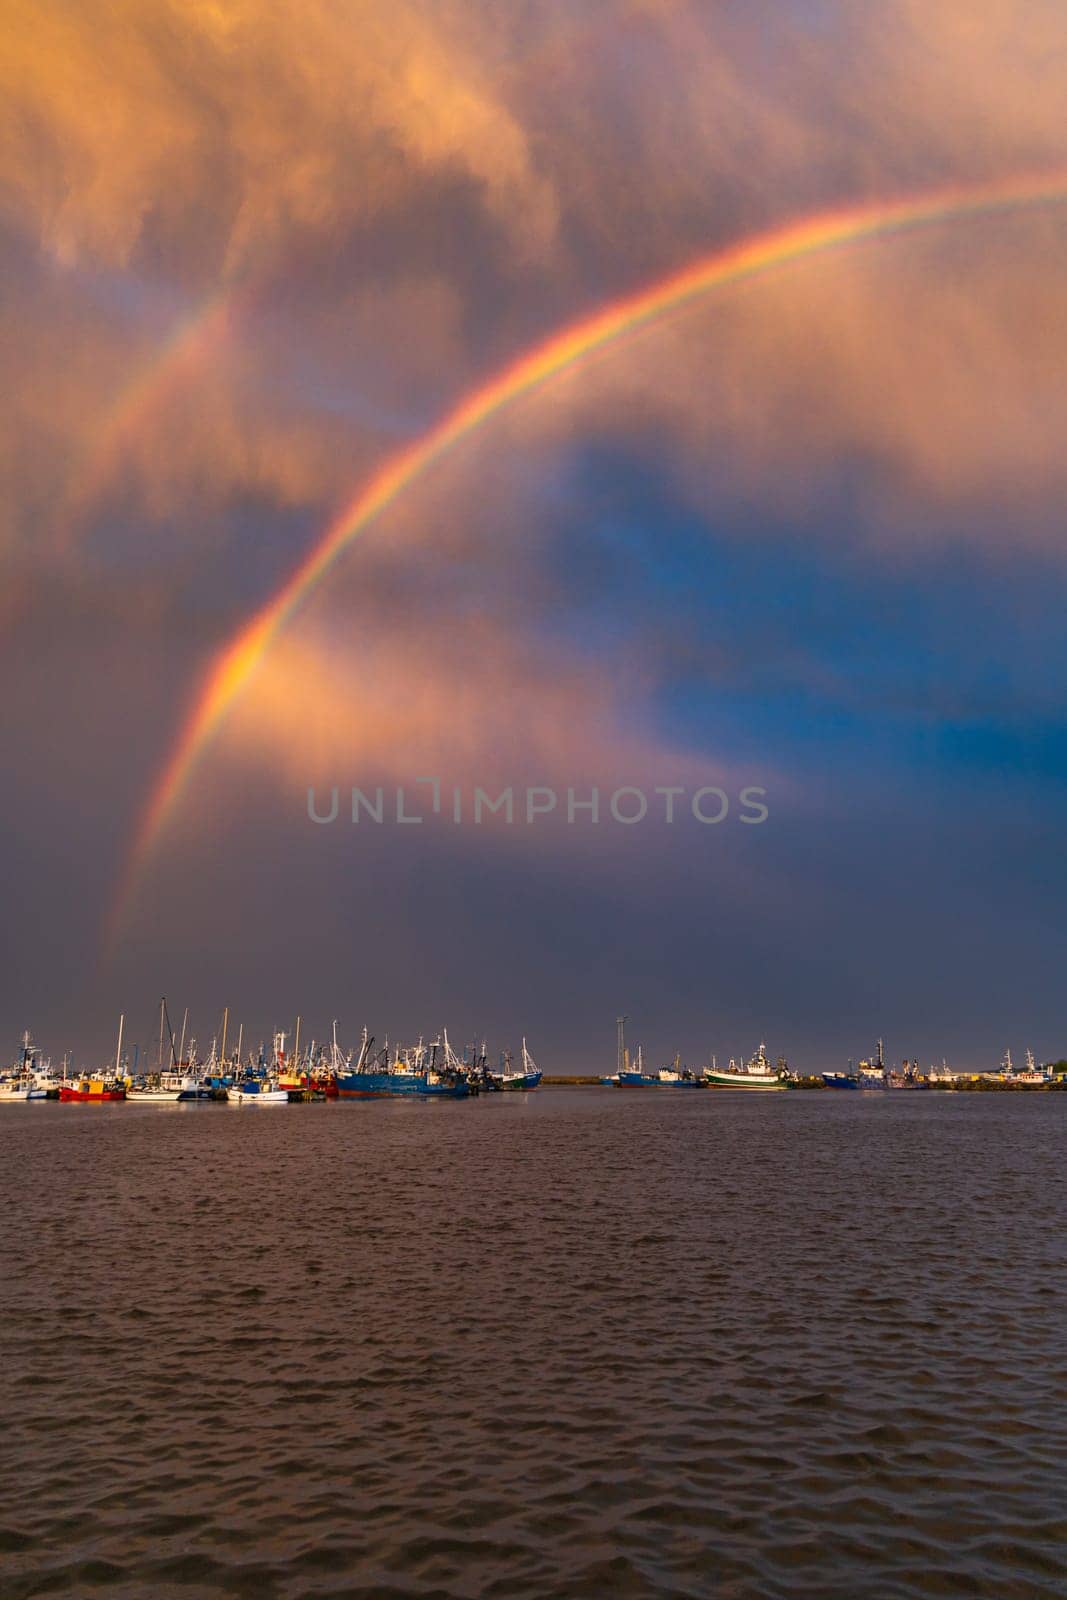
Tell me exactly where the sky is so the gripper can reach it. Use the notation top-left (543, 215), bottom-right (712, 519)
top-left (1, 0), bottom-right (1066, 1072)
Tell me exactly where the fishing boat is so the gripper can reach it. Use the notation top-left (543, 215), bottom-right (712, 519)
top-left (656, 1052), bottom-right (702, 1086)
top-left (0, 1033), bottom-right (56, 1099)
top-left (704, 1043), bottom-right (785, 1090)
top-left (59, 1076), bottom-right (126, 1102)
top-left (822, 1065), bottom-right (861, 1089)
top-left (0, 1075), bottom-right (37, 1101)
top-left (825, 1039), bottom-right (886, 1089)
top-left (226, 1077), bottom-right (289, 1103)
top-left (489, 1039), bottom-right (543, 1091)
top-left (335, 1030), bottom-right (455, 1098)
top-left (885, 1059), bottom-right (927, 1090)
top-left (997, 1048), bottom-right (1047, 1086)
top-left (614, 1044), bottom-right (658, 1087)
top-left (60, 1015), bottom-right (130, 1100)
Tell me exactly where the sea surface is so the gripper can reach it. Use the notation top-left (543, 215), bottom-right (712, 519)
top-left (1, 1089), bottom-right (1065, 1600)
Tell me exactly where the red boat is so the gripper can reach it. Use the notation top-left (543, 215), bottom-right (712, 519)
top-left (59, 1077), bottom-right (126, 1102)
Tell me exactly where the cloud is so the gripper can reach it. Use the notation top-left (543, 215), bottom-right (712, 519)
top-left (0, 0), bottom-right (558, 275)
top-left (217, 609), bottom-right (768, 810)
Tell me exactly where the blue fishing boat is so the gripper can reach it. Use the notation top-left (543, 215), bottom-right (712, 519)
top-left (615, 1045), bottom-right (657, 1086)
top-left (826, 1039), bottom-right (888, 1090)
top-left (335, 1030), bottom-right (471, 1098)
top-left (822, 1068), bottom-right (861, 1089)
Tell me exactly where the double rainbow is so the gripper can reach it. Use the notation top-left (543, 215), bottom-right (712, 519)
top-left (109, 170), bottom-right (1067, 947)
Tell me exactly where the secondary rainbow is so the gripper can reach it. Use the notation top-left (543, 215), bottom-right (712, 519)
top-left (109, 170), bottom-right (1067, 947)
top-left (61, 288), bottom-right (237, 541)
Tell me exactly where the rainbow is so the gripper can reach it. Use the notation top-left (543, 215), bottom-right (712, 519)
top-left (109, 170), bottom-right (1067, 946)
top-left (60, 288), bottom-right (237, 540)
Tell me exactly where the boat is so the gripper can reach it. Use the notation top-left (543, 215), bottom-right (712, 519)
top-left (997, 1048), bottom-right (1048, 1087)
top-left (489, 1038), bottom-right (543, 1091)
top-left (0, 1076), bottom-right (37, 1101)
top-left (0, 1032), bottom-right (59, 1099)
top-left (656, 1053), bottom-right (702, 1086)
top-left (127, 1071), bottom-right (213, 1103)
top-left (704, 1043), bottom-right (785, 1090)
top-left (822, 1066), bottom-right (862, 1089)
top-left (61, 1014), bottom-right (129, 1100)
top-left (226, 1077), bottom-right (289, 1103)
top-left (335, 1030), bottom-right (470, 1099)
top-left (59, 1077), bottom-right (126, 1102)
top-left (612, 1043), bottom-right (657, 1087)
top-left (885, 1058), bottom-right (927, 1090)
top-left (825, 1040), bottom-right (887, 1089)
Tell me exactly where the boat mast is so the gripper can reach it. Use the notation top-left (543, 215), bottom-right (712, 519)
top-left (221, 1007), bottom-right (229, 1066)
top-left (616, 1015), bottom-right (627, 1078)
top-left (114, 1013), bottom-right (125, 1078)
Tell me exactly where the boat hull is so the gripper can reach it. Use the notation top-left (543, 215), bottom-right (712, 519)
top-left (335, 1069), bottom-right (473, 1098)
top-left (491, 1071), bottom-right (542, 1091)
top-left (821, 1073), bottom-right (861, 1089)
top-left (58, 1088), bottom-right (126, 1102)
top-left (704, 1072), bottom-right (784, 1091)
top-left (335, 1071), bottom-right (426, 1098)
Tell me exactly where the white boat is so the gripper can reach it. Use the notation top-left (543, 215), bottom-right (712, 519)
top-left (127, 1072), bottom-right (202, 1103)
top-left (1, 1031), bottom-right (54, 1099)
top-left (227, 1080), bottom-right (289, 1104)
top-left (998, 1048), bottom-right (1048, 1086)
top-left (704, 1042), bottom-right (785, 1090)
top-left (0, 1077), bottom-right (36, 1101)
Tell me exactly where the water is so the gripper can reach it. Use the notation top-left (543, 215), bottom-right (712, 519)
top-left (2, 1090), bottom-right (1065, 1599)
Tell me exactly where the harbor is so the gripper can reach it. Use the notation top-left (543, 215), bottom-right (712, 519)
top-left (4, 1010), bottom-right (1064, 1104)
top-left (0, 1007), bottom-right (545, 1104)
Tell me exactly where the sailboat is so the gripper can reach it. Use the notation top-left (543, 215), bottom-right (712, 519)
top-left (126, 1001), bottom-right (219, 1101)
